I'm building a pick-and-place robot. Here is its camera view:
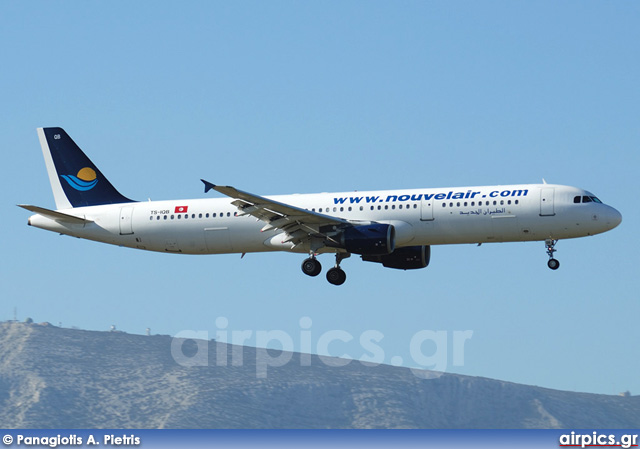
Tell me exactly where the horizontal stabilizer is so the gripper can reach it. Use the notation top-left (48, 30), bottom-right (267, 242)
top-left (18, 205), bottom-right (92, 224)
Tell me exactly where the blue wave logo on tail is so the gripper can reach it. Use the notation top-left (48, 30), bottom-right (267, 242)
top-left (60, 167), bottom-right (98, 191)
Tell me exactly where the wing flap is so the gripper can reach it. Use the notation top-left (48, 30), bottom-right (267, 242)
top-left (202, 180), bottom-right (346, 226)
top-left (200, 180), bottom-right (349, 247)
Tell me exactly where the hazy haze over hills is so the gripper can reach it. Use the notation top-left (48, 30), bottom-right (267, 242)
top-left (0, 321), bottom-right (637, 429)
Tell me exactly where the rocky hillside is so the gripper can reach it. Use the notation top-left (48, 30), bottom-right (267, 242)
top-left (0, 321), bottom-right (637, 428)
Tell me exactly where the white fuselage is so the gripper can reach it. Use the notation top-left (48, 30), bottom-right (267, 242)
top-left (28, 183), bottom-right (622, 256)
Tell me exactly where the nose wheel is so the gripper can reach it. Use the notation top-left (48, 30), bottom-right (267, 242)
top-left (545, 239), bottom-right (560, 270)
top-left (547, 258), bottom-right (560, 270)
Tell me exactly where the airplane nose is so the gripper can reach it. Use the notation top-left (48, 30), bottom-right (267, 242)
top-left (606, 206), bottom-right (622, 229)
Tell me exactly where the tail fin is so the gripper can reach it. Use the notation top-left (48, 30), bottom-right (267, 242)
top-left (37, 127), bottom-right (134, 209)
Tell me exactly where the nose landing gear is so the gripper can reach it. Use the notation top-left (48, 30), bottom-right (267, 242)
top-left (545, 239), bottom-right (560, 270)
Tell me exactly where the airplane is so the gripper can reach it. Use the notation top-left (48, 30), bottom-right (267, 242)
top-left (20, 127), bottom-right (622, 286)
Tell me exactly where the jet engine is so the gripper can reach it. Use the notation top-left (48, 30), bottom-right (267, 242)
top-left (362, 245), bottom-right (430, 270)
top-left (326, 223), bottom-right (395, 256)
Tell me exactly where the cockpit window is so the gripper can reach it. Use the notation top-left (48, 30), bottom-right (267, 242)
top-left (575, 195), bottom-right (603, 204)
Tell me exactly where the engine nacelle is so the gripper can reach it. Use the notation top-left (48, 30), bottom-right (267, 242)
top-left (327, 223), bottom-right (395, 256)
top-left (362, 245), bottom-right (430, 270)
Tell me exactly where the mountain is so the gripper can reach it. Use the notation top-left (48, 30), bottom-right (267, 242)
top-left (0, 321), bottom-right (637, 429)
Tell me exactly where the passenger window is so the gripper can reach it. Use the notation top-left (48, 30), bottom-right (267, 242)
top-left (164, 215), bottom-right (167, 220)
top-left (399, 205), bottom-right (402, 209)
top-left (171, 215), bottom-right (175, 220)
top-left (213, 213), bottom-right (216, 218)
top-left (574, 196), bottom-right (581, 204)
top-left (340, 207), bottom-right (344, 212)
top-left (414, 204), bottom-right (417, 209)
top-left (378, 205), bottom-right (381, 210)
top-left (149, 216), bottom-right (153, 221)
top-left (464, 202), bottom-right (467, 207)
top-left (227, 212), bottom-right (231, 217)
top-left (392, 205), bottom-right (395, 210)
top-left (442, 203), bottom-right (446, 207)
top-left (471, 202), bottom-right (475, 206)
top-left (500, 200), bottom-right (504, 205)
top-left (515, 200), bottom-right (519, 205)
top-left (156, 216), bottom-right (160, 220)
top-left (449, 202), bottom-right (453, 207)
top-left (360, 206), bottom-right (363, 211)
top-left (582, 196), bottom-right (592, 203)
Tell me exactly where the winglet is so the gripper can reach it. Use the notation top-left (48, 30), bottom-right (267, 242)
top-left (201, 179), bottom-right (216, 193)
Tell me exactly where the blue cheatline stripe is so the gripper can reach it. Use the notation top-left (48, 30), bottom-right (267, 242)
top-left (60, 175), bottom-right (99, 191)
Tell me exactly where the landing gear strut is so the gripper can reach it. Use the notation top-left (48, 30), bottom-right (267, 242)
top-left (326, 253), bottom-right (349, 286)
top-left (545, 239), bottom-right (560, 270)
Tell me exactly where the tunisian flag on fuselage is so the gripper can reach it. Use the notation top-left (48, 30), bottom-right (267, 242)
top-left (174, 205), bottom-right (188, 213)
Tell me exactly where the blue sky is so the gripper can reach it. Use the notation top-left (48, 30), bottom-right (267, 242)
top-left (2, 1), bottom-right (638, 396)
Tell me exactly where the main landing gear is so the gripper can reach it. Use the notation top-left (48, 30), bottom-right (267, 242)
top-left (326, 253), bottom-right (349, 286)
top-left (545, 239), bottom-right (560, 270)
top-left (301, 256), bottom-right (322, 277)
top-left (301, 253), bottom-right (350, 285)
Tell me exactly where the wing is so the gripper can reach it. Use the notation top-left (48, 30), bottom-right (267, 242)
top-left (201, 180), bottom-right (350, 249)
